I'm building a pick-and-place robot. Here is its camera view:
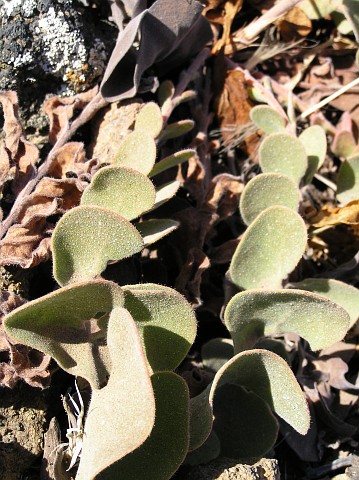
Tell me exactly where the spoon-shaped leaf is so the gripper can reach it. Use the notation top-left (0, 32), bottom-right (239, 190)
top-left (213, 383), bottom-right (278, 461)
top-left (114, 130), bottom-right (156, 175)
top-left (299, 125), bottom-right (327, 184)
top-left (123, 284), bottom-right (197, 372)
top-left (4, 280), bottom-right (124, 389)
top-left (250, 105), bottom-right (286, 134)
top-left (149, 149), bottom-right (194, 178)
top-left (291, 278), bottom-right (359, 328)
top-left (189, 350), bottom-right (309, 458)
top-left (240, 173), bottom-right (300, 225)
top-left (229, 206), bottom-right (307, 290)
top-left (52, 205), bottom-right (143, 286)
top-left (159, 120), bottom-right (194, 142)
top-left (96, 372), bottom-right (189, 480)
top-left (337, 156), bottom-right (359, 204)
top-left (136, 219), bottom-right (179, 246)
top-left (76, 308), bottom-right (155, 480)
top-left (152, 181), bottom-right (180, 210)
top-left (81, 166), bottom-right (156, 220)
top-left (225, 289), bottom-right (351, 353)
top-left (134, 102), bottom-right (163, 138)
top-left (259, 133), bottom-right (308, 184)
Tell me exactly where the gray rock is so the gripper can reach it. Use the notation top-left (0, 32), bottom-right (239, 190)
top-left (0, 0), bottom-right (116, 123)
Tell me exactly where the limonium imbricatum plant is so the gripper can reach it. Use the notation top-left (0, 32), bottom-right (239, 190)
top-left (3, 101), bottom-right (358, 478)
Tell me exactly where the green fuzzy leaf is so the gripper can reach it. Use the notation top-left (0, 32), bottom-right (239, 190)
top-left (76, 308), bottom-right (155, 480)
top-left (250, 105), bottom-right (286, 134)
top-left (332, 131), bottom-right (356, 159)
top-left (185, 430), bottom-right (220, 466)
top-left (189, 350), bottom-right (310, 456)
top-left (152, 181), bottom-right (180, 210)
top-left (259, 133), bottom-right (308, 184)
top-left (81, 166), bottom-right (156, 220)
top-left (213, 350), bottom-right (310, 435)
top-left (53, 206), bottom-right (143, 286)
top-left (160, 120), bottom-right (195, 142)
top-left (136, 219), bottom-right (179, 246)
top-left (201, 338), bottom-right (234, 373)
top-left (225, 289), bottom-right (351, 353)
top-left (149, 149), bottom-right (194, 178)
top-left (343, 0), bottom-right (359, 42)
top-left (240, 173), bottom-right (300, 225)
top-left (157, 80), bottom-right (175, 107)
top-left (114, 130), bottom-right (156, 175)
top-left (300, 0), bottom-right (340, 19)
top-left (134, 102), bottom-right (163, 139)
top-left (291, 278), bottom-right (359, 328)
top-left (96, 372), bottom-right (189, 480)
top-left (213, 384), bottom-right (278, 461)
top-left (229, 206), bottom-right (307, 290)
top-left (337, 156), bottom-right (359, 204)
top-left (4, 280), bottom-right (124, 389)
top-left (299, 125), bottom-right (327, 184)
top-left (123, 284), bottom-right (197, 372)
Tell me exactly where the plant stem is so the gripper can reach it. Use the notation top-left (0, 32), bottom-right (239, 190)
top-left (0, 91), bottom-right (109, 239)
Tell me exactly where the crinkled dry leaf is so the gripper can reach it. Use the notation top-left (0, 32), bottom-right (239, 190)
top-left (44, 86), bottom-right (99, 144)
top-left (213, 64), bottom-right (260, 156)
top-left (277, 6), bottom-right (312, 42)
top-left (205, 0), bottom-right (244, 53)
top-left (175, 248), bottom-right (210, 306)
top-left (0, 177), bottom-right (84, 268)
top-left (311, 201), bottom-right (359, 228)
top-left (0, 91), bottom-right (39, 195)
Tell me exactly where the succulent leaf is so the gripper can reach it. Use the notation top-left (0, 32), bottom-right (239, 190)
top-left (123, 284), bottom-right (197, 372)
top-left (76, 308), bottom-right (155, 480)
top-left (4, 280), bottom-right (124, 389)
top-left (152, 181), bottom-right (180, 210)
top-left (52, 206), bottom-right (144, 286)
top-left (213, 384), bottom-right (278, 461)
top-left (189, 350), bottom-right (310, 458)
top-left (134, 102), bottom-right (163, 138)
top-left (259, 132), bottom-right (308, 184)
top-left (225, 289), bottom-right (351, 353)
top-left (96, 372), bottom-right (189, 480)
top-left (185, 430), bottom-right (220, 466)
top-left (229, 206), bottom-right (307, 290)
top-left (149, 149), bottom-right (194, 178)
top-left (250, 105), bottom-right (287, 134)
top-left (157, 80), bottom-right (175, 107)
top-left (136, 219), bottom-right (179, 246)
top-left (114, 130), bottom-right (156, 175)
top-left (299, 125), bottom-right (327, 183)
top-left (291, 278), bottom-right (359, 328)
top-left (337, 156), bottom-right (359, 204)
top-left (240, 173), bottom-right (300, 225)
top-left (81, 166), bottom-right (156, 220)
top-left (160, 120), bottom-right (195, 142)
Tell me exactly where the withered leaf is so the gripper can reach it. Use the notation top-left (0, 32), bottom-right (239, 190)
top-left (44, 86), bottom-right (99, 144)
top-left (204, 0), bottom-right (244, 53)
top-left (311, 200), bottom-right (359, 228)
top-left (0, 91), bottom-right (39, 195)
top-left (101, 0), bottom-right (212, 102)
top-left (277, 6), bottom-right (312, 42)
top-left (213, 61), bottom-right (260, 156)
top-left (175, 248), bottom-right (210, 306)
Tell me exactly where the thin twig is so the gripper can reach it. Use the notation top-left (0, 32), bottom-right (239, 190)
top-left (235, 0), bottom-right (303, 44)
top-left (161, 48), bottom-right (211, 124)
top-left (0, 91), bottom-right (109, 239)
top-left (300, 76), bottom-right (359, 119)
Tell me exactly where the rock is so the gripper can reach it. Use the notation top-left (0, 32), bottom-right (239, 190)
top-left (0, 0), bottom-right (116, 124)
top-left (184, 458), bottom-right (280, 480)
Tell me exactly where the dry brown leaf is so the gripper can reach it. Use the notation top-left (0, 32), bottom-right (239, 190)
top-left (205, 173), bottom-right (244, 219)
top-left (0, 290), bottom-right (51, 388)
top-left (204, 0), bottom-right (244, 53)
top-left (175, 248), bottom-right (210, 306)
top-left (0, 177), bottom-right (84, 268)
top-left (311, 201), bottom-right (359, 228)
top-left (44, 86), bottom-right (98, 144)
top-left (0, 92), bottom-right (39, 196)
top-left (313, 357), bottom-right (359, 391)
top-left (213, 62), bottom-right (260, 156)
top-left (277, 6), bottom-right (311, 42)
